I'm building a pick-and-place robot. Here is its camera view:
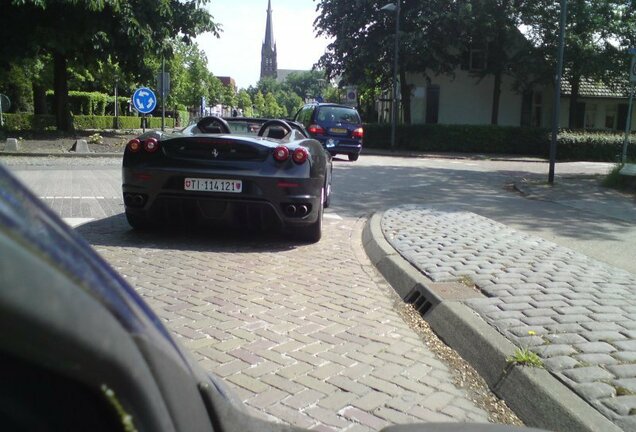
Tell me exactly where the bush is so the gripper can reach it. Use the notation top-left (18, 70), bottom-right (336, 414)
top-left (45, 91), bottom-right (111, 116)
top-left (176, 110), bottom-right (190, 127)
top-left (0, 113), bottom-right (175, 131)
top-left (364, 124), bottom-right (636, 161)
top-left (1, 113), bottom-right (56, 131)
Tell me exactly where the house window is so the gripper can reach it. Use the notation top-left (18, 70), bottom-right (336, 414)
top-left (585, 104), bottom-right (597, 129)
top-left (605, 105), bottom-right (617, 129)
top-left (469, 49), bottom-right (487, 71)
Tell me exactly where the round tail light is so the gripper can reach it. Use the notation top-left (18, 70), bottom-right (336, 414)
top-left (292, 147), bottom-right (309, 164)
top-left (143, 137), bottom-right (160, 153)
top-left (127, 138), bottom-right (141, 153)
top-left (273, 145), bottom-right (290, 162)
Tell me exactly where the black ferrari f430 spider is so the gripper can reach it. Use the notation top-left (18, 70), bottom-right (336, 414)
top-left (122, 116), bottom-right (333, 242)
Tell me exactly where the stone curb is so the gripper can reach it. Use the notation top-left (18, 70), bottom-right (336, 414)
top-left (0, 152), bottom-right (122, 158)
top-left (361, 149), bottom-right (547, 163)
top-left (362, 211), bottom-right (623, 432)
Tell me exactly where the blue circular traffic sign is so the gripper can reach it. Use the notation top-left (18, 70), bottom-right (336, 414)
top-left (132, 87), bottom-right (157, 114)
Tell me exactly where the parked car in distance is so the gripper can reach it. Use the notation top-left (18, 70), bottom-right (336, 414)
top-left (294, 103), bottom-right (363, 161)
top-left (122, 116), bottom-right (332, 243)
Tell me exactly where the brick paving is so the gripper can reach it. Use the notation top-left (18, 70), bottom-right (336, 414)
top-left (75, 212), bottom-right (491, 431)
top-left (382, 204), bottom-right (636, 431)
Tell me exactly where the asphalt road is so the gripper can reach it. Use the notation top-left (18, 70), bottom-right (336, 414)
top-left (2, 154), bottom-right (630, 430)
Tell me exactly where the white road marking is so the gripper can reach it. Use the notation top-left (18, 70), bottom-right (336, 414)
top-left (63, 218), bottom-right (95, 228)
top-left (40, 196), bottom-right (113, 200)
top-left (324, 213), bottom-right (343, 220)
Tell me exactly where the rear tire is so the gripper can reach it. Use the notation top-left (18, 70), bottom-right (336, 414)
top-left (348, 153), bottom-right (359, 161)
top-left (324, 184), bottom-right (331, 209)
top-left (292, 196), bottom-right (323, 243)
top-left (125, 211), bottom-right (151, 230)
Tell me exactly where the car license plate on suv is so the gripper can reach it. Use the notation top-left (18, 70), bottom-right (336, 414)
top-left (184, 178), bottom-right (243, 193)
top-left (329, 127), bottom-right (347, 134)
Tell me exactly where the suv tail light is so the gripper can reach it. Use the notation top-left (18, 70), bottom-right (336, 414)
top-left (308, 124), bottom-right (325, 135)
top-left (352, 128), bottom-right (364, 139)
top-left (127, 138), bottom-right (141, 153)
top-left (143, 137), bottom-right (160, 153)
top-left (292, 147), bottom-right (309, 164)
top-left (273, 145), bottom-right (290, 162)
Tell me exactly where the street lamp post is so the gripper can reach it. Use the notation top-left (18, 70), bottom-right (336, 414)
top-left (548, 0), bottom-right (567, 184)
top-left (381, 1), bottom-right (400, 150)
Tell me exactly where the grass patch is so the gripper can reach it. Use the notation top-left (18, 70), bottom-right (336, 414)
top-left (602, 164), bottom-right (636, 194)
top-left (507, 348), bottom-right (544, 368)
top-left (616, 386), bottom-right (635, 396)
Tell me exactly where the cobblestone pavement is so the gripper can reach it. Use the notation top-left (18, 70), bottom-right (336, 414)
top-left (71, 211), bottom-right (496, 431)
top-left (382, 205), bottom-right (636, 431)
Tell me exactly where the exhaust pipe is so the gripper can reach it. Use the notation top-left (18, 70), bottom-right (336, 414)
top-left (298, 205), bottom-right (309, 216)
top-left (284, 204), bottom-right (297, 217)
top-left (132, 194), bottom-right (144, 206)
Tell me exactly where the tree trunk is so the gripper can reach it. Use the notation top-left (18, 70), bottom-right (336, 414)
top-left (568, 78), bottom-right (580, 129)
top-left (491, 71), bottom-right (502, 125)
top-left (32, 83), bottom-right (47, 115)
top-left (399, 69), bottom-right (411, 125)
top-left (53, 52), bottom-right (72, 131)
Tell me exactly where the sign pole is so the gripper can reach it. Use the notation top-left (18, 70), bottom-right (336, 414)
top-left (142, 114), bottom-right (146, 133)
top-left (623, 83), bottom-right (634, 164)
top-left (161, 56), bottom-right (166, 132)
top-left (549, 0), bottom-right (567, 184)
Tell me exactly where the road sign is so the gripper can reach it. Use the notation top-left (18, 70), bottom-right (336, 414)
top-left (345, 86), bottom-right (357, 106)
top-left (132, 87), bottom-right (157, 114)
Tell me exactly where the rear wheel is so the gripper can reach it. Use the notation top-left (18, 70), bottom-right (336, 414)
top-left (292, 192), bottom-right (323, 243)
top-left (125, 211), bottom-right (151, 230)
top-left (348, 153), bottom-right (359, 161)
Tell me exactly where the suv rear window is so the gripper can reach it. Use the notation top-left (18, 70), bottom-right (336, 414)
top-left (316, 107), bottom-right (361, 124)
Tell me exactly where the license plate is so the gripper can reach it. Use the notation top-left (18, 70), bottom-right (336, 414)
top-left (330, 127), bottom-right (347, 134)
top-left (184, 178), bottom-right (243, 193)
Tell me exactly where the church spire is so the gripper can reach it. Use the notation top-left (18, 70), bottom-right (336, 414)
top-left (264, 0), bottom-right (275, 50)
top-left (260, 0), bottom-right (277, 79)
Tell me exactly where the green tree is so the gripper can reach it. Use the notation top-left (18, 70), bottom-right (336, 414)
top-left (253, 91), bottom-right (266, 117)
top-left (208, 76), bottom-right (224, 107)
top-left (283, 70), bottom-right (326, 100)
top-left (263, 92), bottom-right (284, 117)
top-left (1, 0), bottom-right (218, 130)
top-left (314, 0), bottom-right (464, 124)
top-left (237, 89), bottom-right (254, 117)
top-left (521, 0), bottom-right (634, 128)
top-left (276, 90), bottom-right (304, 118)
top-left (222, 83), bottom-right (237, 109)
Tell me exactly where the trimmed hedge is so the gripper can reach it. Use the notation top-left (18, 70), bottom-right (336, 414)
top-left (1, 113), bottom-right (175, 131)
top-left (1, 114), bottom-right (57, 131)
top-left (177, 110), bottom-right (190, 126)
top-left (364, 124), bottom-right (636, 162)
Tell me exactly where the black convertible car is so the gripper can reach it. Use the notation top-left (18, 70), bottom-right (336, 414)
top-left (122, 116), bottom-right (332, 242)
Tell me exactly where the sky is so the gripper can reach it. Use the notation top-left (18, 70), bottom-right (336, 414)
top-left (196, 0), bottom-right (332, 90)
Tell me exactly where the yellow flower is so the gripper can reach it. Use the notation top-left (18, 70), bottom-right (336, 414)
top-left (528, 330), bottom-right (537, 336)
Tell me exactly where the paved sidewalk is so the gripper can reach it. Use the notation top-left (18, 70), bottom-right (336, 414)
top-left (371, 180), bottom-right (636, 432)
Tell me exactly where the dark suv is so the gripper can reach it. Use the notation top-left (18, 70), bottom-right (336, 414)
top-left (294, 103), bottom-right (363, 161)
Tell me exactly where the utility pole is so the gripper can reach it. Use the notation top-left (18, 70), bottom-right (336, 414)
top-left (549, 0), bottom-right (567, 184)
